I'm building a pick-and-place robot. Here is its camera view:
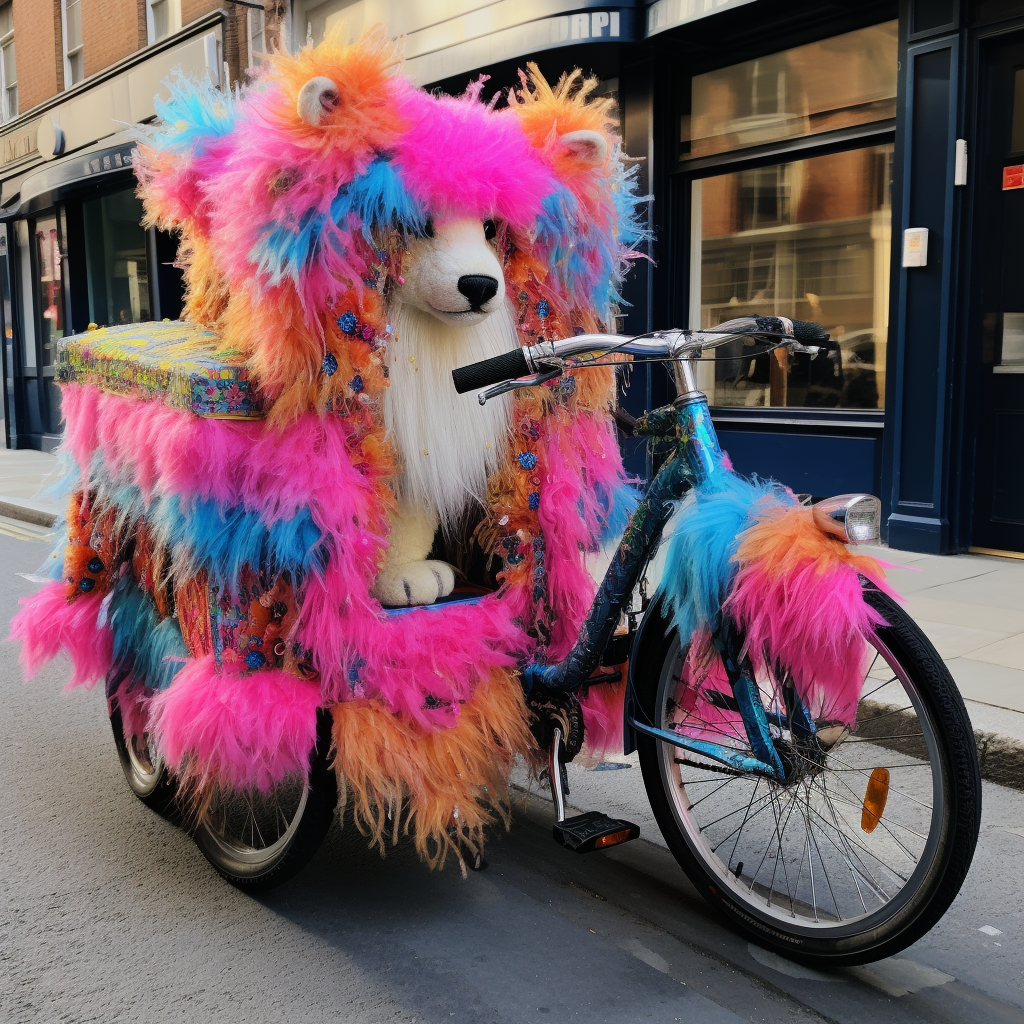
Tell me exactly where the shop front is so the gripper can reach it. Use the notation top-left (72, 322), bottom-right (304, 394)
top-left (0, 13), bottom-right (224, 450)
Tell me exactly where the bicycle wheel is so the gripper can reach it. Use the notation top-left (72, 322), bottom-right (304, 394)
top-left (110, 701), bottom-right (179, 818)
top-left (191, 710), bottom-right (338, 891)
top-left (634, 588), bottom-right (981, 966)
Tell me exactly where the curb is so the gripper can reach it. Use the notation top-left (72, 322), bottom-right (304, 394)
top-left (975, 728), bottom-right (1024, 791)
top-left (0, 500), bottom-right (57, 529)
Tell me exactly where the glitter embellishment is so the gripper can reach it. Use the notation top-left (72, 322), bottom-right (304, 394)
top-left (528, 491), bottom-right (540, 510)
top-left (537, 299), bottom-right (550, 319)
top-left (517, 452), bottom-right (537, 470)
top-left (322, 352), bottom-right (338, 375)
top-left (337, 311), bottom-right (357, 334)
top-left (349, 374), bottom-right (363, 393)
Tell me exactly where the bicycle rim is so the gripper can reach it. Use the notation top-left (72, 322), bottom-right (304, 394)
top-left (655, 631), bottom-right (947, 937)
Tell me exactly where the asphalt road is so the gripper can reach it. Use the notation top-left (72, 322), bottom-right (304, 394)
top-left (1, 525), bottom-right (1022, 1024)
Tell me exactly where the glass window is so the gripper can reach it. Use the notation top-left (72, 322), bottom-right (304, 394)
top-left (682, 22), bottom-right (897, 160)
top-left (248, 7), bottom-right (265, 68)
top-left (148, 0), bottom-right (181, 44)
top-left (35, 215), bottom-right (66, 367)
top-left (81, 188), bottom-right (151, 327)
top-left (63, 0), bottom-right (83, 87)
top-left (0, 2), bottom-right (16, 121)
top-left (691, 144), bottom-right (893, 410)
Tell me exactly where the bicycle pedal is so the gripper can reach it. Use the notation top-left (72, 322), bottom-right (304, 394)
top-left (552, 811), bottom-right (640, 853)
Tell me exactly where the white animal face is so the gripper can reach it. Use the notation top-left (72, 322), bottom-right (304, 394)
top-left (396, 217), bottom-right (504, 327)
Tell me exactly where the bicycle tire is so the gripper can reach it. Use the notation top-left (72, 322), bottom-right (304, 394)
top-left (633, 587), bottom-right (981, 966)
top-left (190, 709), bottom-right (338, 892)
top-left (109, 701), bottom-right (180, 819)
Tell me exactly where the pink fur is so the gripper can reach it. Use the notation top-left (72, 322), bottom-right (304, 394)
top-left (394, 90), bottom-right (554, 229)
top-left (580, 683), bottom-right (625, 756)
top-left (9, 581), bottom-right (112, 689)
top-left (727, 563), bottom-right (890, 726)
top-left (150, 654), bottom-right (322, 792)
top-left (110, 676), bottom-right (152, 742)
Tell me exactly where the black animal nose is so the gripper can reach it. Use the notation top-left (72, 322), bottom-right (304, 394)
top-left (457, 275), bottom-right (499, 309)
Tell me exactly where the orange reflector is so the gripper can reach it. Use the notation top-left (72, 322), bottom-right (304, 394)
top-left (595, 829), bottom-right (633, 849)
top-left (861, 767), bottom-right (890, 833)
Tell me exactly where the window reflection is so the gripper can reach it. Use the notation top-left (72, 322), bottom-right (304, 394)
top-left (82, 188), bottom-right (151, 327)
top-left (682, 22), bottom-right (897, 159)
top-left (35, 215), bottom-right (65, 366)
top-left (694, 145), bottom-right (893, 410)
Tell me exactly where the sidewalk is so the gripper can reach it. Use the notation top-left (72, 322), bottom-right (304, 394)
top-left (1, 446), bottom-right (1021, 788)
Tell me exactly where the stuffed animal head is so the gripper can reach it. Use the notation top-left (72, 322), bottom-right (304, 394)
top-left (134, 26), bottom-right (646, 420)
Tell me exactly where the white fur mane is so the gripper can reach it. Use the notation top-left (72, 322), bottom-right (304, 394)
top-left (383, 300), bottom-right (515, 528)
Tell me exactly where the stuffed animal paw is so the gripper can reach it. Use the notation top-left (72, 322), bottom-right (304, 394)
top-left (371, 560), bottom-right (456, 607)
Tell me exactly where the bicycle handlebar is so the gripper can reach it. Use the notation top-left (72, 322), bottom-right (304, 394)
top-left (451, 317), bottom-right (828, 395)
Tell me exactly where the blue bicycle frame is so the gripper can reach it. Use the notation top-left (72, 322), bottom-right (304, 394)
top-left (521, 386), bottom-right (812, 783)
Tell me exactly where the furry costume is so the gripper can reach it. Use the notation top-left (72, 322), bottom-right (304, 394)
top-left (11, 28), bottom-right (645, 866)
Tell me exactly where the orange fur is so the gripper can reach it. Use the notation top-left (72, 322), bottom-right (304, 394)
top-left (330, 669), bottom-right (535, 870)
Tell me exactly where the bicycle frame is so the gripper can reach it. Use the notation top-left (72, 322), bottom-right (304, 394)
top-left (521, 355), bottom-right (808, 782)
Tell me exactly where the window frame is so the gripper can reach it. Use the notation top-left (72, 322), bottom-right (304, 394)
top-left (61, 0), bottom-right (83, 90)
top-left (247, 5), bottom-right (266, 70)
top-left (672, 23), bottom-right (898, 422)
top-left (0, 1), bottom-right (15, 122)
top-left (146, 0), bottom-right (182, 46)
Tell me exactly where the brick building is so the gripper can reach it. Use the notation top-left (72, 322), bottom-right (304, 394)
top-left (0, 0), bottom-right (285, 448)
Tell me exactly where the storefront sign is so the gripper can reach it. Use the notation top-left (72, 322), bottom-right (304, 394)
top-left (405, 8), bottom-right (635, 85)
top-left (0, 122), bottom-right (39, 169)
top-left (1002, 164), bottom-right (1024, 190)
top-left (647, 0), bottom-right (758, 36)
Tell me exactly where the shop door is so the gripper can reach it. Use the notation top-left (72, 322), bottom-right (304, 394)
top-left (973, 35), bottom-right (1024, 552)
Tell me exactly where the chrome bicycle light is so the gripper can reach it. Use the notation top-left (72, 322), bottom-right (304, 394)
top-left (812, 494), bottom-right (881, 544)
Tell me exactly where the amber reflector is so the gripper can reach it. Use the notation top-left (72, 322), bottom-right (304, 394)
top-left (595, 829), bottom-right (633, 849)
top-left (861, 767), bottom-right (890, 833)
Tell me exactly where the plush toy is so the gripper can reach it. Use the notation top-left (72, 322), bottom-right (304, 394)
top-left (11, 27), bottom-right (645, 867)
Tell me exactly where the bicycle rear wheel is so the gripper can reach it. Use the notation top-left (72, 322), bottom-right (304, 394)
top-left (634, 588), bottom-right (981, 966)
top-left (191, 710), bottom-right (338, 891)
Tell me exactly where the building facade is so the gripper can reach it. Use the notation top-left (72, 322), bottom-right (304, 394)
top-left (0, 0), bottom-right (1021, 557)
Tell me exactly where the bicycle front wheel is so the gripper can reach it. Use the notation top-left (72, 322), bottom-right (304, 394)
top-left (634, 588), bottom-right (981, 966)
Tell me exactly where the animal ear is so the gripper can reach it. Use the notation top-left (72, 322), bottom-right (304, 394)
top-left (297, 76), bottom-right (341, 126)
top-left (558, 129), bottom-right (607, 166)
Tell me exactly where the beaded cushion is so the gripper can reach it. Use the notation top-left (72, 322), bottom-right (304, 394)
top-left (56, 320), bottom-right (265, 419)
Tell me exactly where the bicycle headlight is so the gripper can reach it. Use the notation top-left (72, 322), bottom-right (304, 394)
top-left (812, 494), bottom-right (881, 545)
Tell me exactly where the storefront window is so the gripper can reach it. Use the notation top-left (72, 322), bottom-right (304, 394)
top-left (82, 188), bottom-right (151, 327)
top-left (682, 22), bottom-right (897, 160)
top-left (692, 144), bottom-right (893, 410)
top-left (34, 214), bottom-right (65, 367)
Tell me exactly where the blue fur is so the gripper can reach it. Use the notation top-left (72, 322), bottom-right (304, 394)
top-left (250, 157), bottom-right (425, 287)
top-left (596, 482), bottom-right (640, 543)
top-left (108, 575), bottom-right (188, 691)
top-left (655, 473), bottom-right (787, 642)
top-left (147, 74), bottom-right (236, 155)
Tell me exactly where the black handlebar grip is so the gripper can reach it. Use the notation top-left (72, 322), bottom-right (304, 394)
top-left (452, 348), bottom-right (530, 394)
top-left (790, 319), bottom-right (828, 342)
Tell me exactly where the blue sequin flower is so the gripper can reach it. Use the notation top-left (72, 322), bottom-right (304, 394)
top-left (322, 352), bottom-right (338, 376)
top-left (246, 650), bottom-right (267, 670)
top-left (528, 491), bottom-right (540, 510)
top-left (349, 374), bottom-right (363, 393)
top-left (537, 299), bottom-right (550, 320)
top-left (517, 452), bottom-right (537, 470)
top-left (337, 311), bottom-right (358, 334)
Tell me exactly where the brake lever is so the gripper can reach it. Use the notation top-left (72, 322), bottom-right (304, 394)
top-left (478, 368), bottom-right (562, 405)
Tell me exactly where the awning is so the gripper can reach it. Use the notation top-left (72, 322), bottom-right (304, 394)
top-left (1, 131), bottom-right (137, 219)
top-left (646, 0), bottom-right (760, 37)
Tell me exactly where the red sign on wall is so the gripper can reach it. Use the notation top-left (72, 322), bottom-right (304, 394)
top-left (1003, 164), bottom-right (1024, 189)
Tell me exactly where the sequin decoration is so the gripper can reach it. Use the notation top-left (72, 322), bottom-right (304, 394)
top-left (338, 311), bottom-right (358, 334)
top-left (322, 352), bottom-right (338, 376)
top-left (537, 300), bottom-right (550, 319)
top-left (349, 374), bottom-right (363, 393)
top-left (517, 452), bottom-right (537, 470)
top-left (528, 491), bottom-right (540, 510)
